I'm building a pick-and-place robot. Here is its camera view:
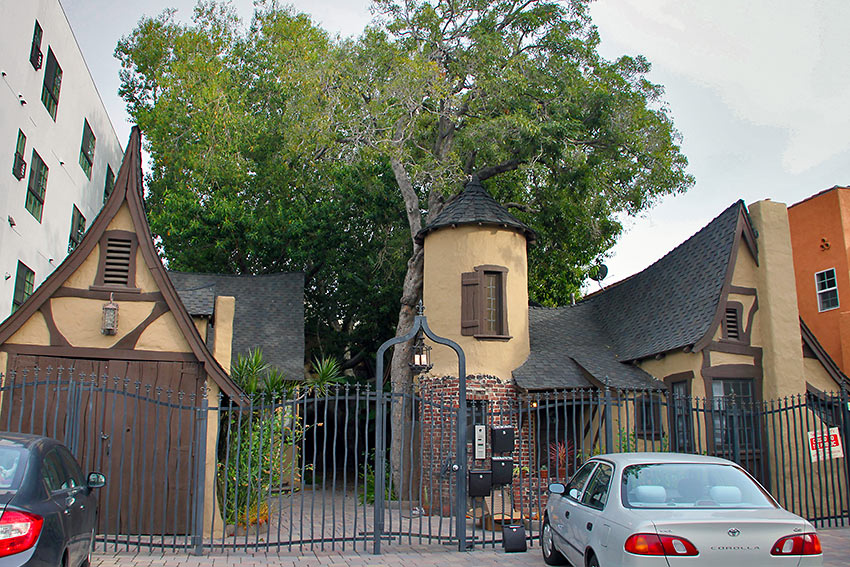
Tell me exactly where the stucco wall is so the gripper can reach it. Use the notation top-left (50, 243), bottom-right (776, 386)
top-left (0, 0), bottom-right (122, 315)
top-left (423, 225), bottom-right (530, 381)
top-left (3, 202), bottom-right (192, 353)
top-left (788, 188), bottom-right (850, 371)
top-left (749, 200), bottom-right (807, 398)
top-left (638, 352), bottom-right (703, 396)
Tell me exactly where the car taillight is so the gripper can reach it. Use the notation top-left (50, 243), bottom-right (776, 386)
top-left (771, 533), bottom-right (822, 556)
top-left (624, 533), bottom-right (699, 556)
top-left (0, 510), bottom-right (43, 557)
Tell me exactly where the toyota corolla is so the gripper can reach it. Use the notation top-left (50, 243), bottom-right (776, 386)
top-left (542, 452), bottom-right (822, 567)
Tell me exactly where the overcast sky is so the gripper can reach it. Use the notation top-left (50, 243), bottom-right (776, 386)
top-left (61, 0), bottom-right (850, 289)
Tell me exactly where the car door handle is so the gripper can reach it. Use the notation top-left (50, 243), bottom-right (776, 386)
top-left (564, 510), bottom-right (570, 519)
top-left (586, 522), bottom-right (593, 531)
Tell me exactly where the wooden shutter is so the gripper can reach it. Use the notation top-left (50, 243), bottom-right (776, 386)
top-left (461, 271), bottom-right (480, 335)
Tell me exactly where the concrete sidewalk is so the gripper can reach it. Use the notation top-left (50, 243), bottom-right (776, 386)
top-left (94, 527), bottom-right (850, 567)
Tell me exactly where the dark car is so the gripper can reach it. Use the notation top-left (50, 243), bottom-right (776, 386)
top-left (0, 433), bottom-right (104, 567)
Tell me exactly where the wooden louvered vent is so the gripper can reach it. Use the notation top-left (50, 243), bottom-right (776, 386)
top-left (104, 237), bottom-right (132, 285)
top-left (725, 307), bottom-right (740, 340)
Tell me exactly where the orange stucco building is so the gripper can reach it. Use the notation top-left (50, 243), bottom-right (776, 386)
top-left (788, 186), bottom-right (850, 373)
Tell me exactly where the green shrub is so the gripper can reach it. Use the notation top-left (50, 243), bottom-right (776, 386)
top-left (217, 405), bottom-right (304, 525)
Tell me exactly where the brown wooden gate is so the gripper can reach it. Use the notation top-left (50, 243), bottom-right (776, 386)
top-left (1, 354), bottom-right (203, 536)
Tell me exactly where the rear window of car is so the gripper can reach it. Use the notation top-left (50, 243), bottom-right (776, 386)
top-left (0, 447), bottom-right (27, 491)
top-left (621, 463), bottom-right (776, 509)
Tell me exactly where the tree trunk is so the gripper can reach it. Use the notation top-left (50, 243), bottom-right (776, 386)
top-left (386, 155), bottom-right (447, 503)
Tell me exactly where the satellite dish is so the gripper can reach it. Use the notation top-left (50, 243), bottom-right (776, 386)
top-left (589, 263), bottom-right (608, 282)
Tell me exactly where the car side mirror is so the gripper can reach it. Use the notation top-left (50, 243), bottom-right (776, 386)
top-left (548, 482), bottom-right (565, 495)
top-left (568, 488), bottom-right (580, 500)
top-left (87, 472), bottom-right (105, 489)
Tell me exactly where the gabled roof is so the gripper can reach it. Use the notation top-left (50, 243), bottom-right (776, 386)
top-left (589, 200), bottom-right (756, 361)
top-left (414, 176), bottom-right (536, 244)
top-left (516, 201), bottom-right (758, 390)
top-left (168, 271), bottom-right (305, 381)
top-left (0, 127), bottom-right (243, 401)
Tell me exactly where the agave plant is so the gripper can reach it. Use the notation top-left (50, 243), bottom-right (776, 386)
top-left (231, 348), bottom-right (268, 403)
top-left (307, 356), bottom-right (343, 396)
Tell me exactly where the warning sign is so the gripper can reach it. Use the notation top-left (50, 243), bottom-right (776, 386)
top-left (808, 428), bottom-right (844, 462)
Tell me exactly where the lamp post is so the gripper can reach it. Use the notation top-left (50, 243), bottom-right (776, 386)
top-left (373, 301), bottom-right (468, 554)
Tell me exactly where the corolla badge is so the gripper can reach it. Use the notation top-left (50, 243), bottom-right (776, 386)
top-left (728, 528), bottom-right (741, 537)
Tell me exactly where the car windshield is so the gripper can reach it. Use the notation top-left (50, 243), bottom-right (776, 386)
top-left (621, 463), bottom-right (775, 509)
top-left (0, 446), bottom-right (26, 491)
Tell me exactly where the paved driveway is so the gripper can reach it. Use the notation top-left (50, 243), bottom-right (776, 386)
top-left (94, 527), bottom-right (850, 567)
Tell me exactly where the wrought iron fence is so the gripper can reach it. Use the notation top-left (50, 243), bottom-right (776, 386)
top-left (0, 366), bottom-right (847, 555)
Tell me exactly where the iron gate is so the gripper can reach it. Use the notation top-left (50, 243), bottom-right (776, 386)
top-left (1, 366), bottom-right (848, 555)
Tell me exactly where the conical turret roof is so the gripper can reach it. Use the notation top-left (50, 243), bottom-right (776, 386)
top-left (414, 176), bottom-right (536, 244)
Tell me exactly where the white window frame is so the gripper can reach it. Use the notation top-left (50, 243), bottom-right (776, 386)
top-left (815, 268), bottom-right (840, 312)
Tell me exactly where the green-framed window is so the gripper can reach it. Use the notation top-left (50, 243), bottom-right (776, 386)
top-left (68, 206), bottom-right (86, 252)
top-left (103, 165), bottom-right (115, 204)
top-left (12, 261), bottom-right (35, 313)
top-left (12, 130), bottom-right (27, 180)
top-left (25, 150), bottom-right (48, 221)
top-left (41, 49), bottom-right (62, 120)
top-left (79, 120), bottom-right (96, 178)
top-left (30, 21), bottom-right (43, 70)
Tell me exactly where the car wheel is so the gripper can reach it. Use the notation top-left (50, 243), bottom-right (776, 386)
top-left (542, 517), bottom-right (568, 566)
top-left (80, 528), bottom-right (95, 567)
top-left (586, 552), bottom-right (599, 567)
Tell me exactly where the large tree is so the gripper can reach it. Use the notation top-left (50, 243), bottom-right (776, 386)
top-left (117, 0), bottom-right (693, 488)
top-left (336, 0), bottom-right (693, 484)
top-left (115, 3), bottom-right (410, 371)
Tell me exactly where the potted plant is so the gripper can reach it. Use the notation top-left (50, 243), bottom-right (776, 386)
top-left (549, 441), bottom-right (575, 479)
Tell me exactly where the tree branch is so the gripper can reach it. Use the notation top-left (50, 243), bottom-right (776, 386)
top-left (504, 202), bottom-right (539, 213)
top-left (475, 157), bottom-right (523, 180)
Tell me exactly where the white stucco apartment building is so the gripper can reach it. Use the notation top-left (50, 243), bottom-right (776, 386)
top-left (1, 0), bottom-right (123, 316)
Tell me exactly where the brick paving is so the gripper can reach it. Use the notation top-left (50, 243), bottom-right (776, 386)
top-left (94, 527), bottom-right (850, 567)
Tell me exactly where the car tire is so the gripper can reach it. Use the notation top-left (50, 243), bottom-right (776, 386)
top-left (586, 552), bottom-right (599, 567)
top-left (80, 527), bottom-right (95, 567)
top-left (542, 517), bottom-right (568, 566)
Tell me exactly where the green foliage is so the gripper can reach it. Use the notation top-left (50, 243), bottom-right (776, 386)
top-left (217, 406), bottom-right (304, 525)
top-left (307, 356), bottom-right (343, 396)
top-left (359, 450), bottom-right (396, 504)
top-left (230, 348), bottom-right (298, 404)
top-left (116, 0), bottom-right (694, 377)
top-left (115, 3), bottom-right (408, 370)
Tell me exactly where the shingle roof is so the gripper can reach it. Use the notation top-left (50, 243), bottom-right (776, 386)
top-left (514, 305), bottom-right (659, 390)
top-left (168, 271), bottom-right (305, 381)
top-left (515, 201), bottom-right (750, 390)
top-left (588, 200), bottom-right (745, 361)
top-left (415, 177), bottom-right (536, 244)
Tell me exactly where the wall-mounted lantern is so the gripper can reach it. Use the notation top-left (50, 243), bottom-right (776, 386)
top-left (408, 333), bottom-right (433, 374)
top-left (102, 293), bottom-right (119, 335)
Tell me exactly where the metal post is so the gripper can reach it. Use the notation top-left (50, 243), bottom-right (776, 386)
top-left (191, 393), bottom-right (209, 556)
top-left (603, 385), bottom-right (613, 452)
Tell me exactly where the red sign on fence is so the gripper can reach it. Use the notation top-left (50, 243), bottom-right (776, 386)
top-left (808, 428), bottom-right (844, 462)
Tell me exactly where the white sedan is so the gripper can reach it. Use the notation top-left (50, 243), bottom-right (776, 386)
top-left (542, 452), bottom-right (822, 567)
